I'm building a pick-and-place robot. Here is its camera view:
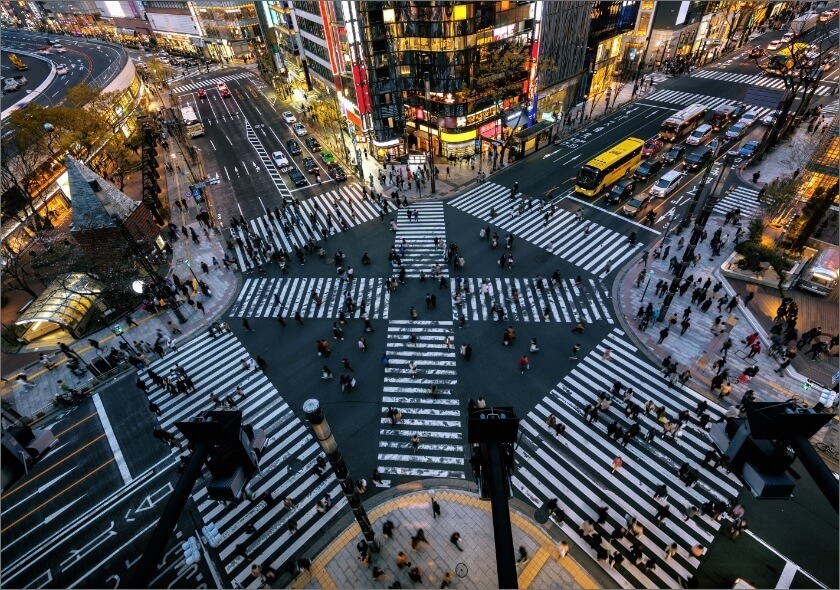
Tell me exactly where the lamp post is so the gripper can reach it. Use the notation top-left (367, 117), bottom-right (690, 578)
top-left (429, 488), bottom-right (437, 517)
top-left (303, 399), bottom-right (379, 552)
top-left (112, 325), bottom-right (137, 354)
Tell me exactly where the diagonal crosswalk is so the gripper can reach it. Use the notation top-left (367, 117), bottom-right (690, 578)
top-left (448, 182), bottom-right (642, 275)
top-left (513, 328), bottom-right (741, 589)
top-left (139, 332), bottom-right (344, 587)
top-left (392, 201), bottom-right (448, 277)
top-left (377, 320), bottom-right (465, 479)
top-left (690, 69), bottom-right (835, 96)
top-left (230, 276), bottom-right (391, 319)
top-left (711, 185), bottom-right (763, 222)
top-left (229, 184), bottom-right (383, 270)
top-left (451, 277), bottom-right (613, 324)
top-left (171, 72), bottom-right (254, 94)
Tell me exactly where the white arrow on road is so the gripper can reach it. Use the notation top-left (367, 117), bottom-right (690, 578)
top-left (2, 466), bottom-right (79, 516)
top-left (542, 150), bottom-right (560, 159)
top-left (60, 521), bottom-right (117, 571)
top-left (657, 207), bottom-right (676, 223)
top-left (135, 482), bottom-right (174, 513)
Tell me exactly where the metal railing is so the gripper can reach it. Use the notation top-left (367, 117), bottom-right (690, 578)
top-left (89, 44), bottom-right (129, 89)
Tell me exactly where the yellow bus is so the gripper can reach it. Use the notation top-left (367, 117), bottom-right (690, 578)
top-left (575, 137), bottom-right (645, 197)
top-left (9, 54), bottom-right (28, 71)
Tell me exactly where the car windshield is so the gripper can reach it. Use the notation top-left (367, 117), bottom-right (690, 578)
top-left (628, 199), bottom-right (642, 207)
top-left (655, 178), bottom-right (670, 188)
top-left (576, 166), bottom-right (601, 188)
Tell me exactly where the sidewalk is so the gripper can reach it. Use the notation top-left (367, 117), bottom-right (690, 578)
top-left (286, 487), bottom-right (598, 590)
top-left (0, 118), bottom-right (240, 422)
top-left (612, 212), bottom-right (838, 451)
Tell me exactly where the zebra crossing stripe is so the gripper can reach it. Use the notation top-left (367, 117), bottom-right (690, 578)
top-left (172, 72), bottom-right (253, 93)
top-left (690, 69), bottom-right (835, 96)
top-left (229, 184), bottom-right (383, 270)
top-left (377, 320), bottom-right (464, 479)
top-left (393, 201), bottom-right (448, 277)
top-left (513, 328), bottom-right (742, 588)
top-left (712, 185), bottom-right (763, 222)
top-left (139, 332), bottom-right (343, 584)
top-left (448, 182), bottom-right (641, 275)
top-left (646, 90), bottom-right (776, 116)
top-left (453, 278), bottom-right (613, 323)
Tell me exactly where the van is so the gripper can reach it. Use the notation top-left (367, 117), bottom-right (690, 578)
top-left (683, 145), bottom-right (714, 171)
top-left (797, 246), bottom-right (839, 295)
top-left (710, 105), bottom-right (738, 131)
top-left (650, 170), bottom-right (684, 198)
top-left (685, 124), bottom-right (713, 146)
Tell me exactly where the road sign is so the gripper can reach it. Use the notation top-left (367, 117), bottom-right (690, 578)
top-left (474, 139), bottom-right (481, 149)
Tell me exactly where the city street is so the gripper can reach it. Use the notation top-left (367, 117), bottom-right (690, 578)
top-left (2, 17), bottom-right (838, 590)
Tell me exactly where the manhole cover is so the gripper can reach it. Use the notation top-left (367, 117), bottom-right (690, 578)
top-left (455, 563), bottom-right (468, 578)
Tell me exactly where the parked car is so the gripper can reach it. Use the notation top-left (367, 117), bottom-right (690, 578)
top-left (642, 136), bottom-right (665, 158)
top-left (302, 157), bottom-right (318, 173)
top-left (328, 163), bottom-right (347, 181)
top-left (740, 110), bottom-right (760, 127)
top-left (604, 178), bottom-right (637, 204)
top-left (749, 47), bottom-right (765, 58)
top-left (662, 145), bottom-right (686, 165)
top-left (650, 169), bottom-right (686, 197)
top-left (288, 168), bottom-right (307, 187)
top-left (320, 150), bottom-right (336, 164)
top-left (633, 158), bottom-right (665, 181)
top-left (293, 122), bottom-right (307, 136)
top-left (283, 111), bottom-right (297, 124)
top-left (622, 193), bottom-right (650, 216)
top-left (217, 82), bottom-right (231, 97)
top-left (738, 140), bottom-right (760, 158)
top-left (304, 137), bottom-right (321, 151)
top-left (55, 64), bottom-right (69, 75)
top-left (197, 88), bottom-right (207, 99)
top-left (287, 139), bottom-right (302, 155)
top-left (724, 122), bottom-right (747, 140)
top-left (272, 151), bottom-right (290, 171)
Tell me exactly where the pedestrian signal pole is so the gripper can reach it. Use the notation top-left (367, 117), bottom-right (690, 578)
top-left (303, 399), bottom-right (379, 552)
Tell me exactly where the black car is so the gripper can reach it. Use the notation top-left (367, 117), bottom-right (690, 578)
top-left (302, 157), bottom-right (319, 174)
top-left (304, 137), bottom-right (321, 151)
top-left (288, 168), bottom-right (307, 187)
top-left (328, 163), bottom-right (347, 181)
top-left (632, 158), bottom-right (664, 181)
top-left (682, 145), bottom-right (714, 171)
top-left (662, 145), bottom-right (686, 165)
top-left (287, 139), bottom-right (302, 156)
top-left (604, 178), bottom-right (636, 204)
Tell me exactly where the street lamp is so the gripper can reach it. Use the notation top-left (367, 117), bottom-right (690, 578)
top-left (303, 399), bottom-right (379, 552)
top-left (112, 325), bottom-right (137, 354)
top-left (429, 488), bottom-right (437, 518)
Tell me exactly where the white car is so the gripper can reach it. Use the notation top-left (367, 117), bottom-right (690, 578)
top-left (781, 32), bottom-right (795, 44)
top-left (272, 151), bottom-right (290, 171)
top-left (293, 122), bottom-right (307, 136)
top-left (55, 64), bottom-right (69, 75)
top-left (762, 110), bottom-right (780, 126)
top-left (767, 40), bottom-right (784, 51)
top-left (3, 78), bottom-right (20, 92)
top-left (740, 110), bottom-right (760, 127)
top-left (282, 111), bottom-right (297, 124)
top-left (54, 46), bottom-right (67, 53)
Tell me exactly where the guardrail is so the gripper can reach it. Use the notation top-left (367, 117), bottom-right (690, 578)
top-left (89, 45), bottom-right (129, 89)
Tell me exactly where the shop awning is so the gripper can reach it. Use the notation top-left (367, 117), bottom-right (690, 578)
top-left (15, 273), bottom-right (104, 332)
top-left (511, 120), bottom-right (555, 142)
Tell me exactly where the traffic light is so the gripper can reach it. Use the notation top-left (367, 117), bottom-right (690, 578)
top-left (784, 75), bottom-right (793, 88)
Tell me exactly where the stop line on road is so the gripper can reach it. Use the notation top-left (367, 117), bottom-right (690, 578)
top-left (139, 332), bottom-right (344, 588)
top-left (230, 276), bottom-right (391, 319)
top-left (513, 328), bottom-right (740, 589)
top-left (448, 182), bottom-right (643, 276)
top-left (377, 320), bottom-right (466, 479)
top-left (450, 277), bottom-right (613, 324)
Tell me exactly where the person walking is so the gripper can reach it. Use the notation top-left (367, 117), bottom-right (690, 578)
top-left (611, 456), bottom-right (623, 474)
top-left (148, 401), bottom-right (162, 416)
top-left (242, 318), bottom-right (255, 332)
top-left (658, 327), bottom-right (670, 344)
top-left (519, 355), bottom-right (530, 374)
top-left (294, 311), bottom-right (304, 325)
top-left (88, 338), bottom-right (102, 352)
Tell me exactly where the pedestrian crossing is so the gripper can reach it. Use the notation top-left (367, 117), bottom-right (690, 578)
top-left (451, 277), bottom-right (613, 324)
top-left (513, 328), bottom-right (741, 589)
top-left (377, 320), bottom-right (465, 479)
top-left (447, 182), bottom-right (642, 275)
top-left (691, 69), bottom-right (835, 96)
top-left (139, 332), bottom-right (344, 588)
top-left (228, 183), bottom-right (382, 270)
top-left (645, 89), bottom-right (776, 118)
top-left (171, 71), bottom-right (254, 94)
top-left (393, 201), bottom-right (448, 277)
top-left (229, 276), bottom-right (391, 319)
top-left (711, 185), bottom-right (763, 222)
top-left (821, 100), bottom-right (839, 118)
